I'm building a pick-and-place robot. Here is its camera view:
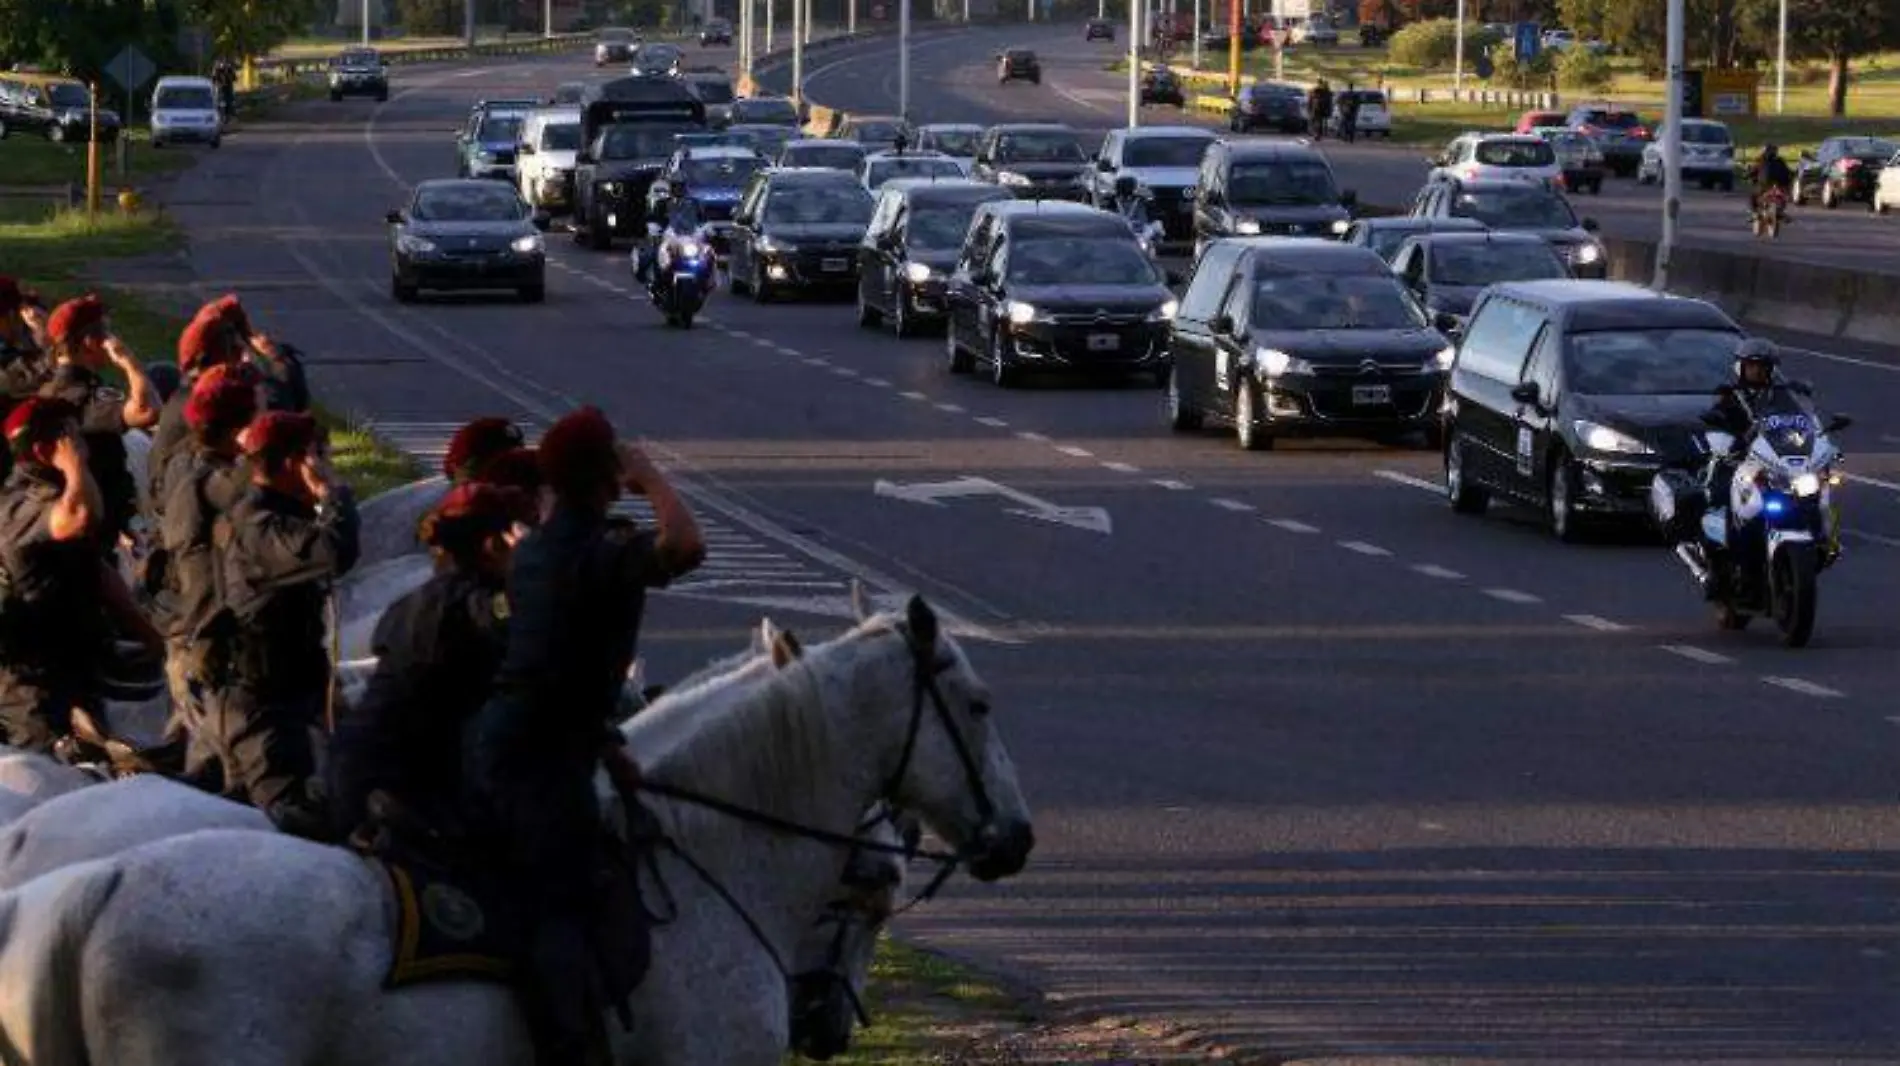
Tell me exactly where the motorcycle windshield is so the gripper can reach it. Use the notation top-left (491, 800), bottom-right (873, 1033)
top-left (1755, 405), bottom-right (1821, 460)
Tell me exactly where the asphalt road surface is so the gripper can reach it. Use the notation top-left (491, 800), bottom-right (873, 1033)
top-left (776, 22), bottom-right (1900, 276)
top-left (150, 32), bottom-right (1900, 1064)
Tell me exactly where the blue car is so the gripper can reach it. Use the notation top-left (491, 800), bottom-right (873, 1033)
top-left (455, 102), bottom-right (536, 181)
top-left (647, 146), bottom-right (769, 255)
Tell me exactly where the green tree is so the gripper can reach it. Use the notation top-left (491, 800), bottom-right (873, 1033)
top-left (1737, 0), bottom-right (1893, 114)
top-left (0, 0), bottom-right (184, 84)
top-left (180, 0), bottom-right (326, 60)
top-left (1563, 0), bottom-right (1744, 72)
top-left (397, 0), bottom-right (459, 33)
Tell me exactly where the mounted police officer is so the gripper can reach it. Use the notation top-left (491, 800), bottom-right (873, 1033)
top-left (329, 482), bottom-right (536, 848)
top-left (463, 406), bottom-right (705, 1066)
top-left (155, 363), bottom-right (262, 779)
top-left (39, 295), bottom-right (160, 556)
top-left (147, 295), bottom-right (252, 520)
top-left (198, 410), bottom-right (359, 840)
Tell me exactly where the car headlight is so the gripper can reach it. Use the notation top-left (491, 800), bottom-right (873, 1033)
top-left (996, 171), bottom-right (1032, 187)
top-left (1791, 472), bottom-right (1821, 497)
top-left (397, 235), bottom-right (437, 254)
top-left (1149, 298), bottom-right (1178, 322)
top-left (1574, 420), bottom-right (1651, 455)
top-left (1330, 219), bottom-right (1350, 235)
top-left (1432, 345), bottom-right (1455, 370)
top-left (1574, 242), bottom-right (1603, 264)
top-left (676, 239), bottom-right (703, 258)
top-left (902, 261), bottom-right (932, 283)
top-left (511, 234), bottom-right (543, 254)
top-left (1006, 300), bottom-right (1040, 325)
top-left (1255, 347), bottom-right (1312, 376)
top-left (1235, 217), bottom-right (1262, 235)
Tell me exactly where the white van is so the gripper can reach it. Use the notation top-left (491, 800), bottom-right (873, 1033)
top-left (150, 75), bottom-right (220, 148)
top-left (516, 107), bottom-right (583, 214)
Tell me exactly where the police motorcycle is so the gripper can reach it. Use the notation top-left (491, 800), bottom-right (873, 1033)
top-left (1106, 176), bottom-right (1166, 257)
top-left (633, 192), bottom-right (717, 329)
top-left (1649, 388), bottom-right (1851, 648)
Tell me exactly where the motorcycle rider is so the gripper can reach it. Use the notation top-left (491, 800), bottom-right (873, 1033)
top-left (1696, 338), bottom-right (1803, 598)
top-left (634, 177), bottom-right (707, 286)
top-left (1749, 143), bottom-right (1794, 216)
top-left (1107, 175), bottom-right (1152, 231)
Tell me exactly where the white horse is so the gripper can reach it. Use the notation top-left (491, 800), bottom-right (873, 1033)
top-left (0, 748), bottom-right (100, 825)
top-left (0, 597), bottom-right (1029, 1066)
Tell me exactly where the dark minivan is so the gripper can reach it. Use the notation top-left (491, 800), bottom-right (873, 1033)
top-left (1165, 238), bottom-right (1451, 450)
top-left (1442, 279), bottom-right (1745, 540)
top-left (944, 201), bottom-right (1178, 386)
top-left (857, 178), bottom-right (1012, 337)
top-left (1191, 140), bottom-right (1356, 253)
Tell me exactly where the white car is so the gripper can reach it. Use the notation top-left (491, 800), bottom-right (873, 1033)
top-left (1428, 132), bottom-right (1562, 187)
top-left (1874, 149), bottom-right (1900, 215)
top-left (912, 123), bottom-right (983, 173)
top-left (856, 150), bottom-right (965, 191)
top-left (1329, 89), bottom-right (1391, 139)
top-left (516, 107), bottom-right (582, 215)
top-left (149, 75), bottom-right (221, 149)
top-left (1635, 118), bottom-right (1737, 190)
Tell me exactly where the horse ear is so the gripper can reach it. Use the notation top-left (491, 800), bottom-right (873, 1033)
top-left (755, 617), bottom-right (781, 653)
top-left (850, 579), bottom-right (871, 622)
top-left (770, 629), bottom-right (803, 667)
top-left (905, 595), bottom-right (938, 648)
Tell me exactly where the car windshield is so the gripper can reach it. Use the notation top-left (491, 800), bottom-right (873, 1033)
top-left (922, 129), bottom-right (979, 155)
top-left (908, 204), bottom-right (984, 249)
top-left (1830, 137), bottom-right (1896, 160)
top-left (1252, 273), bottom-right (1425, 330)
top-left (692, 81), bottom-right (734, 103)
top-left (1229, 161), bottom-right (1338, 205)
top-left (681, 155), bottom-right (764, 185)
top-left (479, 115), bottom-right (524, 142)
top-left (1124, 136), bottom-right (1212, 167)
top-left (1475, 139), bottom-right (1555, 166)
top-left (1430, 242), bottom-right (1566, 285)
top-left (867, 158), bottom-right (962, 187)
top-left (1682, 123), bottom-right (1731, 144)
top-left (994, 131), bottom-right (1085, 163)
top-left (47, 83), bottom-right (89, 109)
top-left (413, 184), bottom-right (524, 222)
top-left (337, 51), bottom-right (378, 66)
top-left (784, 144), bottom-right (865, 169)
top-left (156, 86), bottom-right (215, 110)
top-left (763, 184), bottom-right (875, 224)
top-left (540, 122), bottom-right (580, 151)
top-left (1450, 187), bottom-right (1577, 229)
top-left (1564, 328), bottom-right (1741, 394)
top-left (1008, 238), bottom-right (1158, 285)
top-left (643, 45), bottom-right (681, 61)
top-left (737, 99), bottom-right (799, 123)
top-left (851, 121), bottom-right (904, 142)
top-left (600, 125), bottom-right (685, 159)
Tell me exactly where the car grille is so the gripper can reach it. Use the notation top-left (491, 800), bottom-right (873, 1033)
top-left (1047, 308), bottom-right (1152, 327)
top-left (1304, 381), bottom-right (1437, 420)
top-left (441, 238), bottom-right (513, 256)
top-left (1038, 323), bottom-right (1164, 364)
top-left (488, 148), bottom-right (516, 166)
top-left (1310, 360), bottom-right (1428, 376)
top-left (792, 243), bottom-right (859, 279)
top-left (1254, 220), bottom-right (1337, 237)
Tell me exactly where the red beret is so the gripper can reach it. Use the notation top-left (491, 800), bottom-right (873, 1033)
top-left (443, 417), bottom-right (524, 480)
top-left (480, 446), bottom-right (542, 493)
top-left (239, 410), bottom-right (321, 459)
top-left (46, 294), bottom-right (106, 345)
top-left (3, 396), bottom-right (79, 453)
top-left (197, 294), bottom-right (251, 336)
top-left (429, 483), bottom-right (531, 537)
top-left (538, 407), bottom-right (617, 487)
top-left (183, 362), bottom-right (261, 432)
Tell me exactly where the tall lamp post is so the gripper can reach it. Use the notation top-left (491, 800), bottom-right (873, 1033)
top-left (1126, 0), bottom-right (1140, 127)
top-left (1654, 0), bottom-right (1684, 290)
top-left (1775, 0), bottom-right (1788, 113)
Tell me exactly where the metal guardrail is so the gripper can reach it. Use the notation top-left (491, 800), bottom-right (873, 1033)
top-left (252, 31), bottom-right (602, 81)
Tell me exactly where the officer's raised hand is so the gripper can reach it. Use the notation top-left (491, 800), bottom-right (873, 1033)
top-left (101, 333), bottom-right (160, 429)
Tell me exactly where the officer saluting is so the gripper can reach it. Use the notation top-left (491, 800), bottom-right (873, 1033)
top-left (329, 481), bottom-right (536, 847)
top-left (0, 397), bottom-right (115, 754)
top-left (147, 295), bottom-right (251, 520)
top-left (199, 410), bottom-right (359, 839)
top-left (0, 277), bottom-right (50, 421)
top-left (38, 295), bottom-right (160, 555)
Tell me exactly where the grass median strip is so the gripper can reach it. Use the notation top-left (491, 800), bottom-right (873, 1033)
top-left (0, 133), bottom-right (196, 188)
top-left (808, 938), bottom-right (1033, 1065)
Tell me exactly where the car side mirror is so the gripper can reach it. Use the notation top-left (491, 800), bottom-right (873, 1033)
top-left (1581, 217), bottom-right (1600, 232)
top-left (1433, 311), bottom-right (1462, 335)
top-left (385, 210), bottom-right (403, 224)
top-left (1340, 188), bottom-right (1358, 208)
top-left (1825, 414), bottom-right (1853, 433)
top-left (1165, 268), bottom-right (1184, 286)
top-left (1510, 381), bottom-right (1540, 405)
top-left (1212, 313), bottom-right (1236, 335)
top-left (1097, 157), bottom-right (1114, 172)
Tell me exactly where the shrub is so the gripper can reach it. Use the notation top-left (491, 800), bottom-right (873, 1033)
top-left (397, 0), bottom-right (459, 36)
top-left (1385, 17), bottom-right (1492, 70)
top-left (1487, 42), bottom-right (1556, 90)
top-left (1557, 46), bottom-right (1614, 92)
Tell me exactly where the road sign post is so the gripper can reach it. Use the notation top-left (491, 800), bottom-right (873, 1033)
top-left (103, 46), bottom-right (156, 189)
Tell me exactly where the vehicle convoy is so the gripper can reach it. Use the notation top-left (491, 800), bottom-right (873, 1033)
top-left (1409, 179), bottom-right (1605, 278)
top-left (727, 167), bottom-right (878, 301)
top-left (1389, 231), bottom-right (1571, 337)
top-left (1191, 140), bottom-right (1356, 250)
top-left (1651, 362), bottom-right (1851, 648)
top-left (972, 124), bottom-right (1091, 201)
top-left (572, 76), bottom-right (708, 250)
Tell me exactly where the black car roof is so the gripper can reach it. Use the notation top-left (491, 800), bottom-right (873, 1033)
top-left (785, 138), bottom-right (864, 149)
top-left (766, 167), bottom-right (866, 186)
top-left (1360, 216), bottom-right (1484, 231)
top-left (1238, 238), bottom-right (1391, 275)
top-left (1487, 280), bottom-right (1739, 332)
top-left (1223, 141), bottom-right (1327, 162)
top-left (887, 180), bottom-right (1011, 204)
top-left (1406, 231), bottom-right (1551, 249)
top-left (988, 123), bottom-right (1073, 133)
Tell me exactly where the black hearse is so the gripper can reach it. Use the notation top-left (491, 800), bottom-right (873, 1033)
top-left (572, 76), bottom-right (707, 249)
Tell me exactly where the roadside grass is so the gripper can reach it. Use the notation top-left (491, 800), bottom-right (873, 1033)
top-left (805, 938), bottom-right (1034, 1065)
top-left (328, 416), bottom-right (424, 495)
top-left (0, 131), bottom-right (196, 188)
top-left (272, 31), bottom-right (525, 60)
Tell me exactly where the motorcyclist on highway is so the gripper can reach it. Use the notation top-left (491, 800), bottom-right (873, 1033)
top-left (1748, 144), bottom-right (1794, 214)
top-left (635, 178), bottom-right (707, 286)
top-left (1107, 175), bottom-right (1152, 230)
top-left (1696, 338), bottom-right (1808, 597)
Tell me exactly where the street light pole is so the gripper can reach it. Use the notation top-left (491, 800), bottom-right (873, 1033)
top-left (1127, 0), bottom-right (1140, 127)
top-left (792, 0), bottom-right (804, 104)
top-left (850, 0), bottom-right (857, 35)
top-left (1226, 0), bottom-right (1239, 97)
top-left (1191, 0), bottom-right (1201, 68)
top-left (899, 0), bottom-right (911, 117)
top-left (1452, 0), bottom-right (1464, 95)
top-left (1655, 0), bottom-right (1684, 291)
top-left (766, 0), bottom-right (775, 56)
top-left (1775, 0), bottom-right (1787, 114)
top-left (362, 0), bottom-right (370, 45)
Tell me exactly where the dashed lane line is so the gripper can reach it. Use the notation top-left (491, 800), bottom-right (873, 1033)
top-left (1016, 430), bottom-right (1049, 442)
top-left (1339, 540), bottom-right (1392, 557)
top-left (900, 390), bottom-right (929, 401)
top-left (1102, 461), bottom-right (1140, 474)
top-left (1660, 644), bottom-right (1735, 665)
top-left (1267, 518), bottom-right (1320, 534)
top-left (1484, 588), bottom-right (1543, 605)
top-left (974, 415), bottom-right (1009, 428)
top-left (1055, 445), bottom-right (1094, 458)
top-left (1153, 479), bottom-right (1191, 490)
top-left (1563, 614), bottom-right (1630, 632)
top-left (1374, 468), bottom-right (1443, 493)
top-left (1413, 564), bottom-right (1465, 579)
top-left (1210, 498), bottom-right (1255, 512)
top-left (1762, 676), bottom-right (1845, 698)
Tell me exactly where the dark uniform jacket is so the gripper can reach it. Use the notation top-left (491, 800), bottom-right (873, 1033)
top-left (0, 466), bottom-right (110, 682)
top-left (39, 364), bottom-right (135, 547)
top-left (215, 484), bottom-right (360, 696)
top-left (144, 389), bottom-right (193, 523)
top-left (153, 448), bottom-right (246, 643)
top-left (0, 338), bottom-right (47, 415)
top-left (258, 346), bottom-right (311, 414)
top-left (332, 567), bottom-right (508, 830)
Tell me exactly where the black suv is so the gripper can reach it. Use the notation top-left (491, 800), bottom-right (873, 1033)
top-left (1191, 140), bottom-right (1355, 251)
top-left (998, 49), bottom-right (1042, 84)
top-left (857, 178), bottom-right (1012, 336)
top-left (727, 168), bottom-right (878, 301)
top-left (1442, 280), bottom-right (1744, 539)
top-left (1408, 178), bottom-right (1606, 278)
top-left (973, 124), bottom-right (1090, 201)
top-left (700, 18), bottom-right (734, 45)
top-left (1086, 18), bottom-right (1115, 39)
top-left (944, 201), bottom-right (1179, 387)
top-left (328, 48), bottom-right (388, 102)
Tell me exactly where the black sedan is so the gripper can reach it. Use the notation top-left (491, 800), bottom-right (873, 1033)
top-left (387, 180), bottom-right (546, 303)
top-left (1389, 231), bottom-right (1569, 337)
top-left (1086, 18), bottom-right (1115, 39)
top-left (1165, 238), bottom-right (1452, 450)
top-left (1340, 216), bottom-right (1486, 262)
top-left (632, 43), bottom-right (684, 76)
top-left (728, 169), bottom-right (877, 301)
top-left (1794, 136), bottom-right (1896, 209)
top-left (1229, 82), bottom-right (1307, 133)
top-left (1410, 179), bottom-right (1606, 278)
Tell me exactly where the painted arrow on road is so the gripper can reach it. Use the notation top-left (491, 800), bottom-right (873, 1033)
top-left (873, 476), bottom-right (1113, 535)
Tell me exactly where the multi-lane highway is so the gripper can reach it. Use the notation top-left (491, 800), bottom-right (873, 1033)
top-left (147, 29), bottom-right (1900, 1062)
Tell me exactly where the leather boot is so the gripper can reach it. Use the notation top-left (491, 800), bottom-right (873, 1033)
top-left (520, 915), bottom-right (611, 1066)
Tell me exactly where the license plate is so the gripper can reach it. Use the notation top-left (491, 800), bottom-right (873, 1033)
top-left (1087, 333), bottom-right (1121, 351)
top-left (822, 257), bottom-right (848, 272)
top-left (1351, 385), bottom-right (1390, 405)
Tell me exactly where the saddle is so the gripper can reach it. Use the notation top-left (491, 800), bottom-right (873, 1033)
top-left (55, 706), bottom-right (188, 778)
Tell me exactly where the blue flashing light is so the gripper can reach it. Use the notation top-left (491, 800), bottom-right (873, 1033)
top-left (1763, 494), bottom-right (1788, 516)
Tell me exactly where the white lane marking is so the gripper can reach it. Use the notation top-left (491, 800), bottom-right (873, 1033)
top-left (1563, 614), bottom-right (1630, 632)
top-left (899, 390), bottom-right (929, 401)
top-left (864, 376), bottom-right (892, 387)
top-left (831, 366), bottom-right (859, 378)
top-left (935, 402), bottom-right (966, 413)
top-left (726, 329), bottom-right (753, 339)
top-left (1413, 564), bottom-right (1464, 579)
top-left (1153, 479), bottom-right (1191, 490)
top-left (1210, 498), bottom-right (1255, 512)
top-left (1267, 518), bottom-right (1320, 533)
top-left (1338, 540), bottom-right (1392, 557)
top-left (803, 357), bottom-right (830, 367)
top-left (974, 416), bottom-right (1009, 428)
top-left (776, 345), bottom-right (801, 356)
top-left (1055, 445), bottom-right (1094, 458)
top-left (753, 337), bottom-right (776, 347)
top-left (1484, 588), bottom-right (1542, 604)
top-left (1374, 469), bottom-right (1442, 494)
top-left (1017, 430), bottom-right (1050, 442)
top-left (1762, 676), bottom-right (1845, 698)
top-left (1102, 461), bottom-right (1140, 474)
top-left (1660, 644), bottom-right (1734, 665)
top-left (1846, 472), bottom-right (1900, 494)
top-left (1779, 344), bottom-right (1900, 375)
top-left (1845, 529), bottom-right (1900, 548)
